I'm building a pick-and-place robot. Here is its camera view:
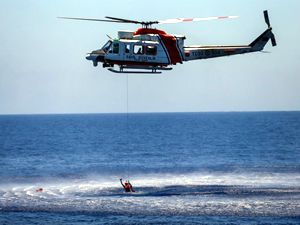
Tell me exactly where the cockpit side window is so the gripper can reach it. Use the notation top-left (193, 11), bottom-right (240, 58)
top-left (101, 40), bottom-right (112, 53)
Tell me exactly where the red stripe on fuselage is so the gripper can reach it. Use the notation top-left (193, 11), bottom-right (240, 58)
top-left (159, 34), bottom-right (182, 65)
top-left (134, 28), bottom-right (167, 35)
top-left (134, 28), bottom-right (182, 65)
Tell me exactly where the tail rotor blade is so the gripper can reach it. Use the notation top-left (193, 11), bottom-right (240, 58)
top-left (271, 35), bottom-right (277, 47)
top-left (264, 10), bottom-right (271, 28)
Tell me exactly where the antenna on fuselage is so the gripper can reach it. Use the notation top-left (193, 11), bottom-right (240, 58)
top-left (106, 34), bottom-right (113, 40)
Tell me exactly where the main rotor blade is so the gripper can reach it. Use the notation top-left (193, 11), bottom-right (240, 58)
top-left (158, 16), bottom-right (238, 24)
top-left (57, 17), bottom-right (130, 23)
top-left (58, 15), bottom-right (238, 26)
top-left (105, 16), bottom-right (142, 24)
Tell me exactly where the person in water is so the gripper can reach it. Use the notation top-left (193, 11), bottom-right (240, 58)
top-left (120, 178), bottom-right (135, 192)
top-left (36, 188), bottom-right (43, 192)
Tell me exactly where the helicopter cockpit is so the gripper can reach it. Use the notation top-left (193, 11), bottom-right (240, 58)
top-left (101, 40), bottom-right (112, 53)
top-left (101, 40), bottom-right (121, 55)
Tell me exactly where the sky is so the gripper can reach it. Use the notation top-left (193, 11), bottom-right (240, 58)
top-left (0, 0), bottom-right (300, 114)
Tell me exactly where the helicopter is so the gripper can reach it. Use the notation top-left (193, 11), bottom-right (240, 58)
top-left (58, 10), bottom-right (276, 74)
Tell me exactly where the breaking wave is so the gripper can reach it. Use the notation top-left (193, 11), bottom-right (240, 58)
top-left (1, 172), bottom-right (299, 216)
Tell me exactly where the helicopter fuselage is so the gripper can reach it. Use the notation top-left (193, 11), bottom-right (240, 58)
top-left (86, 28), bottom-right (185, 70)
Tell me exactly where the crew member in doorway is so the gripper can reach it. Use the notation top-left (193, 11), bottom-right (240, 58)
top-left (120, 178), bottom-right (135, 192)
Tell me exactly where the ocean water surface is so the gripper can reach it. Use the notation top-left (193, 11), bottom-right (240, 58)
top-left (0, 112), bottom-right (299, 224)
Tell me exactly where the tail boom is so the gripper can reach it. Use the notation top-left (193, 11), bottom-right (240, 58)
top-left (183, 45), bottom-right (252, 61)
top-left (183, 10), bottom-right (276, 62)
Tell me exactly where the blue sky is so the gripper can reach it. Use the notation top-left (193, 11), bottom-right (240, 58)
top-left (0, 0), bottom-right (299, 114)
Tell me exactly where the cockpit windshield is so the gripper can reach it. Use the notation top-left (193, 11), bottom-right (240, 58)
top-left (101, 40), bottom-right (112, 53)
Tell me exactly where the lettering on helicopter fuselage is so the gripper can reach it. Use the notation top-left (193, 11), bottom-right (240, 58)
top-left (125, 55), bottom-right (156, 61)
top-left (191, 51), bottom-right (204, 57)
top-left (192, 49), bottom-right (223, 58)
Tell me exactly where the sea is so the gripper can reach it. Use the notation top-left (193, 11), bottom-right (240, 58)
top-left (0, 112), bottom-right (299, 224)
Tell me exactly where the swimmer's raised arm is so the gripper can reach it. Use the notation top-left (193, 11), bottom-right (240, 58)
top-left (120, 178), bottom-right (125, 188)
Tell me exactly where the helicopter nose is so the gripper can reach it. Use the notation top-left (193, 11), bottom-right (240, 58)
top-left (86, 52), bottom-right (105, 62)
top-left (86, 54), bottom-right (94, 61)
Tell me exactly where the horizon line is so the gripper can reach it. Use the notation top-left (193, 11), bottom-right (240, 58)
top-left (0, 110), bottom-right (299, 116)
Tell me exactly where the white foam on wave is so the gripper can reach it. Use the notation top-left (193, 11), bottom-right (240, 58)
top-left (0, 172), bottom-right (299, 217)
top-left (131, 172), bottom-right (300, 188)
top-left (0, 171), bottom-right (299, 201)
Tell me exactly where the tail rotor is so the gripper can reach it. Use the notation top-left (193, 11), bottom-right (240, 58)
top-left (264, 10), bottom-right (277, 46)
